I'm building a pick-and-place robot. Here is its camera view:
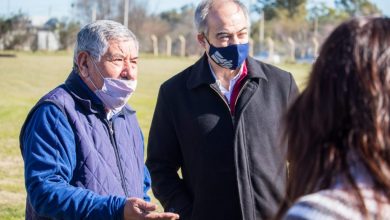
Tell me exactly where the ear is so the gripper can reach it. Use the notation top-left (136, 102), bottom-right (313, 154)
top-left (76, 51), bottom-right (90, 78)
top-left (197, 33), bottom-right (207, 49)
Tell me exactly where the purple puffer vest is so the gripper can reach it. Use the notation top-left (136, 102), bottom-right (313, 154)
top-left (21, 71), bottom-right (145, 219)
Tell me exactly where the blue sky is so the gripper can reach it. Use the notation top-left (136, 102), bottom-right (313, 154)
top-left (0, 0), bottom-right (389, 23)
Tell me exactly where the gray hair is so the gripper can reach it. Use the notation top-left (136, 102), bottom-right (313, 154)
top-left (73, 20), bottom-right (139, 67)
top-left (194, 0), bottom-right (250, 35)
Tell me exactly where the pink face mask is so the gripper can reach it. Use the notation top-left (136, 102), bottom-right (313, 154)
top-left (89, 61), bottom-right (137, 112)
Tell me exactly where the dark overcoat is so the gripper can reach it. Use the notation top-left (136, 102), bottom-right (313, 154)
top-left (146, 55), bottom-right (298, 220)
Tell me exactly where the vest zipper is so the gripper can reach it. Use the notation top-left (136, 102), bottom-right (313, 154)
top-left (106, 120), bottom-right (130, 197)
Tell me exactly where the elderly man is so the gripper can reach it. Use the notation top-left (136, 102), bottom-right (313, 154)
top-left (20, 20), bottom-right (179, 220)
top-left (146, 1), bottom-right (298, 220)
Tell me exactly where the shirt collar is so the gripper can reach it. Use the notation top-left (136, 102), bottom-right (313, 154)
top-left (208, 60), bottom-right (244, 82)
top-left (208, 60), bottom-right (246, 94)
top-left (186, 53), bottom-right (267, 90)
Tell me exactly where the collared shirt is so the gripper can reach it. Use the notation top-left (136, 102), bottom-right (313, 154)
top-left (208, 62), bottom-right (244, 104)
top-left (208, 61), bottom-right (248, 115)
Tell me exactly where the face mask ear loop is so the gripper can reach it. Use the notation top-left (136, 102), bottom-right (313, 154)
top-left (91, 57), bottom-right (106, 80)
top-left (88, 76), bottom-right (99, 91)
top-left (89, 56), bottom-right (110, 93)
top-left (87, 57), bottom-right (103, 91)
top-left (204, 35), bottom-right (212, 46)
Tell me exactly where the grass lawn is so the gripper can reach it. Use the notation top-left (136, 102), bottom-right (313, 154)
top-left (0, 52), bottom-right (310, 219)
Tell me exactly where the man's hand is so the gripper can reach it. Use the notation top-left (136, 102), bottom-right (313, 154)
top-left (123, 198), bottom-right (180, 220)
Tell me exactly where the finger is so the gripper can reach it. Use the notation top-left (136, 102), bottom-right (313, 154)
top-left (132, 198), bottom-right (158, 212)
top-left (144, 212), bottom-right (180, 220)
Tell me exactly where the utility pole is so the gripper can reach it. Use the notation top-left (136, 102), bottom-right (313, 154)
top-left (259, 11), bottom-right (264, 52)
top-left (248, 0), bottom-right (253, 13)
top-left (92, 3), bottom-right (96, 22)
top-left (124, 0), bottom-right (129, 27)
top-left (48, 6), bottom-right (52, 18)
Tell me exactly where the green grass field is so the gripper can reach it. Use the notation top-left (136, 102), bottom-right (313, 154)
top-left (0, 52), bottom-right (310, 219)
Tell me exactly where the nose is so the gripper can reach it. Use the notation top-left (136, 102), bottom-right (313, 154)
top-left (121, 60), bottom-right (137, 80)
top-left (229, 35), bottom-right (240, 45)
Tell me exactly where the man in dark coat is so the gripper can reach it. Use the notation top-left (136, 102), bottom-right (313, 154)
top-left (146, 1), bottom-right (299, 220)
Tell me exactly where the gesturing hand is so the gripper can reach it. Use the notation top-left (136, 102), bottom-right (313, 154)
top-left (123, 198), bottom-right (180, 220)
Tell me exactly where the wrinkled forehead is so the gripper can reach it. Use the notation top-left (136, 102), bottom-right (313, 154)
top-left (206, 1), bottom-right (248, 32)
top-left (104, 39), bottom-right (138, 57)
top-left (109, 38), bottom-right (137, 47)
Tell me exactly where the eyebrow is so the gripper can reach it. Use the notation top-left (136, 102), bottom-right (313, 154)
top-left (216, 27), bottom-right (248, 37)
top-left (106, 53), bottom-right (124, 59)
top-left (106, 54), bottom-right (138, 60)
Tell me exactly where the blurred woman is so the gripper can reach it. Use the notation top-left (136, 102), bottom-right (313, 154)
top-left (276, 17), bottom-right (390, 219)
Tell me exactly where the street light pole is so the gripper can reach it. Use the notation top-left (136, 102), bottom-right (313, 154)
top-left (259, 11), bottom-right (264, 52)
top-left (124, 0), bottom-right (129, 27)
top-left (92, 3), bottom-right (96, 22)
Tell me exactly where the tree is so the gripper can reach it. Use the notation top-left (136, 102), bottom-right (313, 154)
top-left (158, 4), bottom-right (199, 56)
top-left (255, 0), bottom-right (307, 20)
top-left (335, 0), bottom-right (381, 16)
top-left (59, 21), bottom-right (81, 50)
top-left (251, 0), bottom-right (309, 56)
top-left (0, 17), bottom-right (13, 39)
top-left (74, 0), bottom-right (122, 22)
top-left (0, 12), bottom-right (31, 50)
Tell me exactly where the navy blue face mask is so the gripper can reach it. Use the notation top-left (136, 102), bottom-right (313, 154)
top-left (205, 37), bottom-right (249, 70)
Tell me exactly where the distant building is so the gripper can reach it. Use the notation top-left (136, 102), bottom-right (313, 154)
top-left (36, 30), bottom-right (60, 51)
top-left (0, 17), bottom-right (61, 51)
top-left (35, 18), bottom-right (60, 51)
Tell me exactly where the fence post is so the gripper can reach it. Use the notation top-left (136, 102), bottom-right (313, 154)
top-left (165, 35), bottom-right (172, 57)
top-left (178, 35), bottom-right (186, 57)
top-left (249, 38), bottom-right (254, 57)
top-left (312, 37), bottom-right (319, 57)
top-left (151, 34), bottom-right (158, 56)
top-left (287, 37), bottom-right (295, 62)
top-left (267, 37), bottom-right (274, 62)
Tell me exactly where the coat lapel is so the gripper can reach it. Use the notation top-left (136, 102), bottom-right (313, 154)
top-left (186, 53), bottom-right (216, 90)
top-left (234, 57), bottom-right (268, 119)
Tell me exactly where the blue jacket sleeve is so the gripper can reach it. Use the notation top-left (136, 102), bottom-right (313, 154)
top-left (143, 165), bottom-right (151, 202)
top-left (22, 103), bottom-right (127, 220)
top-left (139, 129), bottom-right (151, 202)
